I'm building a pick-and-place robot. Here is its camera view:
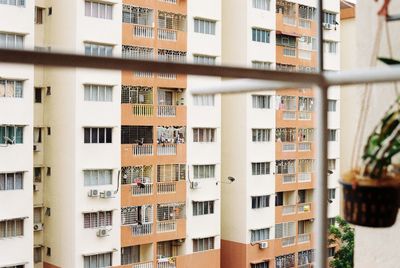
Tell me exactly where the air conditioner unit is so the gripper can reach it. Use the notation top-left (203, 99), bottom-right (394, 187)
top-left (323, 23), bottom-right (333, 30)
top-left (88, 189), bottom-right (99, 197)
top-left (100, 190), bottom-right (114, 198)
top-left (33, 184), bottom-right (39, 192)
top-left (33, 223), bottom-right (43, 231)
top-left (259, 242), bottom-right (269, 249)
top-left (96, 228), bottom-right (110, 237)
top-left (190, 181), bottom-right (199, 189)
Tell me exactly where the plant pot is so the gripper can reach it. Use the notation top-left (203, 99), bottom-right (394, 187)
top-left (340, 172), bottom-right (400, 228)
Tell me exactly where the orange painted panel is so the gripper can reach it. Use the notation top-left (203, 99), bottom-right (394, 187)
top-left (176, 249), bottom-right (220, 268)
top-left (43, 262), bottom-right (61, 268)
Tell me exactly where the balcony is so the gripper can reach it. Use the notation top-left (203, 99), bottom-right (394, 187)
top-left (297, 173), bottom-right (312, 182)
top-left (134, 25), bottom-right (154, 38)
top-left (133, 144), bottom-right (154, 156)
top-left (157, 220), bottom-right (177, 233)
top-left (282, 205), bottom-right (296, 215)
top-left (298, 18), bottom-right (312, 29)
top-left (158, 105), bottom-right (177, 117)
top-left (133, 104), bottom-right (154, 117)
top-left (133, 261), bottom-right (154, 268)
top-left (297, 202), bottom-right (312, 213)
top-left (157, 144), bottom-right (177, 155)
top-left (282, 142), bottom-right (296, 152)
top-left (298, 142), bottom-right (312, 151)
top-left (132, 223), bottom-right (153, 236)
top-left (157, 258), bottom-right (176, 268)
top-left (132, 184), bottom-right (153, 196)
top-left (298, 111), bottom-right (312, 120)
top-left (158, 73), bottom-right (177, 80)
top-left (158, 29), bottom-right (177, 41)
top-left (282, 111), bottom-right (296, 120)
top-left (282, 236), bottom-right (296, 247)
top-left (298, 233), bottom-right (311, 244)
top-left (157, 182), bottom-right (176, 194)
top-left (282, 174), bottom-right (296, 184)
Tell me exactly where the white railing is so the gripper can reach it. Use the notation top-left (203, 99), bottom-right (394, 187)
top-left (134, 25), bottom-right (154, 38)
top-left (298, 173), bottom-right (312, 182)
top-left (134, 71), bottom-right (154, 78)
top-left (133, 104), bottom-right (154, 117)
top-left (298, 233), bottom-right (311, 243)
top-left (132, 223), bottom-right (153, 236)
top-left (158, 29), bottom-right (177, 41)
top-left (298, 111), bottom-right (312, 120)
top-left (132, 183), bottom-right (153, 196)
top-left (282, 205), bottom-right (296, 215)
top-left (298, 49), bottom-right (312, 60)
top-left (157, 258), bottom-right (176, 268)
top-left (134, 261), bottom-right (154, 268)
top-left (298, 18), bottom-right (312, 29)
top-left (298, 203), bottom-right (312, 213)
top-left (298, 142), bottom-right (312, 151)
top-left (158, 73), bottom-right (177, 79)
top-left (282, 236), bottom-right (296, 247)
top-left (157, 144), bottom-right (177, 155)
top-left (283, 111), bottom-right (296, 120)
top-left (158, 105), bottom-right (176, 117)
top-left (282, 174), bottom-right (296, 184)
top-left (283, 16), bottom-right (296, 26)
top-left (133, 144), bottom-right (153, 156)
top-left (159, 0), bottom-right (177, 3)
top-left (157, 182), bottom-right (176, 193)
top-left (157, 220), bottom-right (177, 233)
top-left (283, 47), bottom-right (296, 57)
top-left (282, 143), bottom-right (296, 152)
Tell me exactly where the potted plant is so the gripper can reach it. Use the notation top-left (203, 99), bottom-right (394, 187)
top-left (341, 97), bottom-right (400, 227)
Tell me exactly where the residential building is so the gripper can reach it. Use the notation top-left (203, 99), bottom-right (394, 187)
top-left (221, 0), bottom-right (341, 267)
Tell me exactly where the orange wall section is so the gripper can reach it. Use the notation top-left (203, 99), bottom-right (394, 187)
top-left (176, 249), bottom-right (220, 268)
top-left (43, 262), bottom-right (61, 268)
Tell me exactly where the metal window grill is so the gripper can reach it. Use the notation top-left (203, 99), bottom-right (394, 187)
top-left (121, 85), bottom-right (153, 104)
top-left (157, 164), bottom-right (186, 182)
top-left (122, 45), bottom-right (154, 60)
top-left (158, 11), bottom-right (186, 31)
top-left (121, 165), bottom-right (152, 185)
top-left (158, 49), bottom-right (186, 63)
top-left (122, 5), bottom-right (154, 26)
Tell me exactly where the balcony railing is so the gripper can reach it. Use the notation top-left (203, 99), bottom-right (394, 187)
top-left (298, 202), bottom-right (312, 213)
top-left (159, 0), bottom-right (177, 3)
top-left (298, 18), bottom-right (312, 29)
top-left (157, 144), bottom-right (177, 155)
top-left (282, 143), bottom-right (296, 152)
top-left (157, 258), bottom-right (176, 268)
top-left (282, 174), bottom-right (296, 184)
top-left (282, 205), bottom-right (296, 215)
top-left (132, 183), bottom-right (153, 196)
top-left (134, 25), bottom-right (154, 38)
top-left (282, 236), bottom-right (296, 247)
top-left (158, 73), bottom-right (177, 80)
top-left (298, 142), bottom-right (312, 151)
top-left (133, 144), bottom-right (153, 156)
top-left (298, 173), bottom-right (312, 182)
top-left (132, 223), bottom-right (153, 236)
top-left (283, 16), bottom-right (297, 26)
top-left (158, 29), bottom-right (177, 41)
top-left (158, 105), bottom-right (176, 117)
top-left (282, 111), bottom-right (296, 120)
top-left (298, 111), bottom-right (312, 120)
top-left (298, 233), bottom-right (311, 243)
top-left (133, 104), bottom-right (154, 117)
top-left (157, 182), bottom-right (176, 193)
top-left (135, 71), bottom-right (154, 78)
top-left (133, 261), bottom-right (154, 268)
top-left (157, 220), bottom-right (177, 233)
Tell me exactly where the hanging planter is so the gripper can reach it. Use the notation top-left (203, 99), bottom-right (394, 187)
top-left (341, 97), bottom-right (400, 227)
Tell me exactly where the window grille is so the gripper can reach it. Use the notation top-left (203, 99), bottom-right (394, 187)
top-left (84, 43), bottom-right (113, 57)
top-left (83, 211), bottom-right (112, 228)
top-left (157, 203), bottom-right (185, 221)
top-left (298, 128), bottom-right (314, 142)
top-left (121, 86), bottom-right (153, 104)
top-left (276, 35), bottom-right (296, 48)
top-left (0, 0), bottom-right (25, 6)
top-left (275, 222), bottom-right (295, 239)
top-left (123, 5), bottom-right (153, 26)
top-left (298, 97), bottom-right (314, 111)
top-left (121, 126), bottom-right (153, 144)
top-left (276, 63), bottom-right (296, 72)
top-left (193, 55), bottom-right (216, 65)
top-left (0, 80), bottom-right (23, 98)
top-left (252, 95), bottom-right (271, 109)
top-left (158, 49), bottom-right (186, 63)
top-left (323, 12), bottom-right (337, 25)
top-left (252, 28), bottom-right (270, 43)
top-left (275, 160), bottom-right (296, 174)
top-left (250, 228), bottom-right (270, 242)
top-left (275, 253), bottom-right (296, 268)
top-left (122, 165), bottom-right (152, 184)
top-left (157, 164), bottom-right (185, 182)
top-left (158, 11), bottom-right (186, 31)
top-left (122, 45), bottom-right (154, 60)
top-left (252, 61), bottom-right (272, 70)
top-left (193, 128), bottom-right (216, 142)
top-left (276, 128), bottom-right (296, 142)
top-left (298, 159), bottom-right (315, 173)
top-left (121, 246), bottom-right (140, 265)
top-left (121, 205), bottom-right (153, 225)
top-left (298, 5), bottom-right (316, 20)
top-left (0, 218), bottom-right (24, 238)
top-left (276, 96), bottom-right (296, 110)
top-left (251, 262), bottom-right (269, 268)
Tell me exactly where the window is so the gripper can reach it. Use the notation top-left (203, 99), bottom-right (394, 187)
top-left (251, 195), bottom-right (270, 209)
top-left (83, 252), bottom-right (112, 268)
top-left (252, 162), bottom-right (270, 175)
top-left (328, 247), bottom-right (335, 257)
top-left (252, 61), bottom-right (272, 70)
top-left (84, 42), bottom-right (113, 57)
top-left (85, 1), bottom-right (113, 19)
top-left (323, 12), bottom-right (337, 25)
top-left (252, 0), bottom-right (270, 10)
top-left (0, 80), bottom-right (23, 98)
top-left (34, 167), bottom-right (42, 182)
top-left (324, 41), bottom-right (338, 54)
top-left (121, 126), bottom-right (153, 144)
top-left (252, 129), bottom-right (271, 142)
top-left (193, 55), bottom-right (216, 65)
top-left (157, 203), bottom-right (185, 221)
top-left (194, 18), bottom-right (216, 35)
top-left (34, 207), bottom-right (42, 224)
top-left (328, 188), bottom-right (336, 200)
top-left (84, 170), bottom-right (112, 186)
top-left (250, 228), bottom-right (270, 242)
top-left (299, 5), bottom-right (316, 20)
top-left (275, 222), bottom-right (295, 238)
top-left (122, 45), bottom-right (154, 60)
top-left (193, 94), bottom-right (214, 106)
top-left (298, 97), bottom-right (314, 111)
top-left (122, 5), bottom-right (153, 26)
top-left (0, 126), bottom-right (24, 144)
top-left (34, 247), bottom-right (42, 263)
top-left (46, 247), bottom-right (51, 256)
top-left (251, 262), bottom-right (269, 268)
top-left (193, 128), bottom-right (216, 142)
top-left (34, 87), bottom-right (42, 103)
top-left (121, 246), bottom-right (140, 265)
top-left (298, 249), bottom-right (314, 266)
top-left (252, 28), bottom-right (270, 43)
top-left (0, 33), bottom-right (23, 49)
top-left (193, 237), bottom-right (215, 252)
top-left (84, 128), bottom-right (112, 144)
top-left (157, 164), bottom-right (185, 182)
top-left (34, 128), bottom-right (42, 143)
top-left (84, 85), bottom-right (113, 102)
top-left (0, 218), bottom-right (24, 238)
top-left (121, 205), bottom-right (153, 225)
top-left (193, 165), bottom-right (215, 179)
top-left (83, 211), bottom-right (112, 228)
top-left (275, 160), bottom-right (296, 174)
top-left (252, 95), bottom-right (271, 109)
top-left (193, 201), bottom-right (214, 216)
top-left (0, 172), bottom-right (23, 190)
top-left (328, 217), bottom-right (336, 227)
top-left (328, 129), bottom-right (337, 141)
top-left (328, 99), bottom-right (337, 111)
top-left (158, 49), bottom-right (186, 63)
top-left (328, 159), bottom-right (336, 171)
top-left (158, 12), bottom-right (186, 31)
top-left (35, 6), bottom-right (44, 24)
top-left (275, 128), bottom-right (296, 142)
top-left (0, 0), bottom-right (25, 6)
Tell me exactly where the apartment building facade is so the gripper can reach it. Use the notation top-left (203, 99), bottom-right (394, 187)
top-left (221, 0), bottom-right (341, 267)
